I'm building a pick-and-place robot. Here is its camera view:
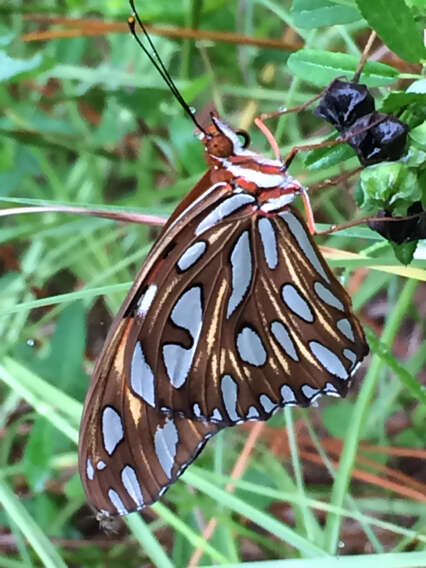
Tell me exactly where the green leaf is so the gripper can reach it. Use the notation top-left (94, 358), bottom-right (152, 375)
top-left (355, 0), bottom-right (425, 63)
top-left (391, 240), bottom-right (418, 264)
top-left (291, 0), bottom-right (361, 28)
top-left (380, 91), bottom-right (426, 114)
top-left (409, 122), bottom-right (426, 151)
top-left (24, 417), bottom-right (53, 492)
top-left (287, 49), bottom-right (399, 87)
top-left (305, 134), bottom-right (357, 169)
top-left (358, 162), bottom-right (421, 214)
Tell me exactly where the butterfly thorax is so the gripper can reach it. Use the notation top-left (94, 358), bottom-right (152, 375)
top-left (200, 115), bottom-right (302, 211)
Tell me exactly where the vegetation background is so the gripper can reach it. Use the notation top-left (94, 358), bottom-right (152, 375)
top-left (0, 0), bottom-right (425, 566)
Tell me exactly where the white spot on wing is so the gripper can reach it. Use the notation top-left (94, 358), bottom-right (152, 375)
top-left (314, 281), bottom-right (344, 311)
top-left (343, 348), bottom-right (357, 366)
top-left (102, 407), bottom-right (124, 455)
top-left (86, 458), bottom-right (94, 481)
top-left (323, 382), bottom-right (340, 397)
top-left (309, 341), bottom-right (349, 380)
top-left (259, 394), bottom-right (276, 413)
top-left (193, 403), bottom-right (202, 417)
top-left (227, 231), bottom-right (253, 318)
top-left (246, 406), bottom-right (259, 419)
top-left (121, 465), bottom-right (144, 508)
top-left (177, 241), bottom-right (207, 271)
top-left (258, 217), bottom-right (278, 269)
top-left (163, 286), bottom-right (203, 388)
top-left (195, 194), bottom-right (255, 236)
top-left (211, 408), bottom-right (223, 422)
top-left (154, 418), bottom-right (179, 478)
top-left (281, 284), bottom-right (314, 322)
top-left (350, 361), bottom-right (362, 376)
top-left (236, 326), bottom-right (267, 366)
top-left (131, 342), bottom-right (155, 407)
top-left (281, 211), bottom-right (330, 282)
top-left (302, 384), bottom-right (321, 400)
top-left (221, 374), bottom-right (240, 422)
top-left (168, 182), bottom-right (226, 234)
top-left (260, 192), bottom-right (296, 212)
top-left (270, 320), bottom-right (299, 361)
top-left (337, 318), bottom-right (355, 342)
top-left (137, 284), bottom-right (157, 317)
top-left (97, 460), bottom-right (106, 470)
top-left (108, 489), bottom-right (128, 515)
top-left (281, 384), bottom-right (297, 404)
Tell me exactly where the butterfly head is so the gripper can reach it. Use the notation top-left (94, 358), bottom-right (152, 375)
top-left (199, 113), bottom-right (250, 164)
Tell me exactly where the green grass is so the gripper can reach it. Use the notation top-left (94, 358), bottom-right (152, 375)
top-left (0, 1), bottom-right (425, 567)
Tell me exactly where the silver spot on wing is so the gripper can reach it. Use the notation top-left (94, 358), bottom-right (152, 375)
top-left (221, 374), bottom-right (241, 422)
top-left (154, 418), bottom-right (178, 478)
top-left (108, 489), bottom-right (128, 515)
top-left (280, 211), bottom-right (330, 283)
top-left (301, 384), bottom-right (321, 401)
top-left (102, 407), bottom-right (124, 455)
top-left (163, 286), bottom-right (203, 388)
top-left (281, 284), bottom-right (314, 322)
top-left (246, 406), bottom-right (260, 419)
top-left (270, 320), bottom-right (299, 361)
top-left (211, 408), bottom-right (223, 422)
top-left (177, 241), bottom-right (207, 271)
top-left (236, 326), bottom-right (267, 366)
top-left (97, 460), bottom-right (107, 470)
top-left (131, 342), bottom-right (155, 407)
top-left (258, 217), bottom-right (278, 269)
top-left (227, 230), bottom-right (253, 318)
top-left (343, 348), bottom-right (357, 366)
top-left (86, 458), bottom-right (94, 481)
top-left (281, 384), bottom-right (297, 405)
top-left (259, 394), bottom-right (276, 413)
top-left (323, 382), bottom-right (340, 397)
top-left (314, 281), bottom-right (344, 311)
top-left (350, 361), bottom-right (362, 376)
top-left (337, 318), bottom-right (355, 342)
top-left (195, 194), bottom-right (255, 236)
top-left (309, 341), bottom-right (349, 380)
top-left (137, 284), bottom-right (157, 317)
top-left (121, 465), bottom-right (144, 508)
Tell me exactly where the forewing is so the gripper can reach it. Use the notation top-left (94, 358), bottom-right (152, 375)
top-left (133, 205), bottom-right (368, 425)
top-left (78, 318), bottom-right (219, 517)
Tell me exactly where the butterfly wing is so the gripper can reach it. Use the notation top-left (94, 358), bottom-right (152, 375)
top-left (79, 316), bottom-right (219, 516)
top-left (123, 191), bottom-right (368, 425)
top-left (78, 172), bottom-right (224, 516)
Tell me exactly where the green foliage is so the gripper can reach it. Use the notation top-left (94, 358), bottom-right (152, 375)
top-left (0, 0), bottom-right (425, 566)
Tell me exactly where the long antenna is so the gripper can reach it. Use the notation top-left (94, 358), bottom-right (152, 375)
top-left (128, 0), bottom-right (206, 133)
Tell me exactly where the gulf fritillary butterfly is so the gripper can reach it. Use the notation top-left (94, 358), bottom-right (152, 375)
top-left (78, 5), bottom-right (369, 520)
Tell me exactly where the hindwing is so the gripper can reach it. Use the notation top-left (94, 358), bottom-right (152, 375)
top-left (79, 317), bottom-right (220, 517)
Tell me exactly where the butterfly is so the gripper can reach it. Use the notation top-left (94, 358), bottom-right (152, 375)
top-left (78, 6), bottom-right (369, 520)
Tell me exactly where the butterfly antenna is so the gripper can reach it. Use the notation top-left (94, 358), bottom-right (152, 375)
top-left (128, 0), bottom-right (206, 134)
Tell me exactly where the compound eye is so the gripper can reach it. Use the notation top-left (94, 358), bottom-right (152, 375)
top-left (206, 134), bottom-right (233, 157)
top-left (236, 129), bottom-right (250, 148)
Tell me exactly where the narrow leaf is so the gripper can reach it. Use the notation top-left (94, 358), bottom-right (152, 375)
top-left (356, 0), bottom-right (425, 63)
top-left (292, 0), bottom-right (361, 28)
top-left (288, 49), bottom-right (398, 87)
